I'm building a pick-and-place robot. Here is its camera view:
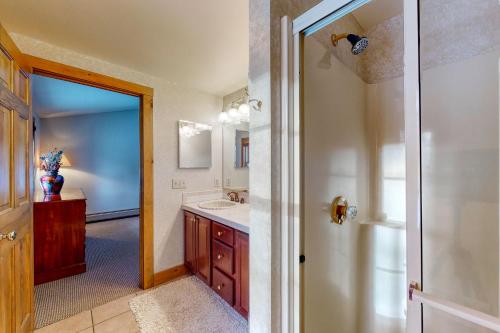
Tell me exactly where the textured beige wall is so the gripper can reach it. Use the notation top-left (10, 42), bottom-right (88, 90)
top-left (222, 87), bottom-right (247, 111)
top-left (276, 0), bottom-right (500, 85)
top-left (12, 33), bottom-right (224, 273)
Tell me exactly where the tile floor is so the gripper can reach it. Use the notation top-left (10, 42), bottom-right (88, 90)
top-left (34, 292), bottom-right (140, 333)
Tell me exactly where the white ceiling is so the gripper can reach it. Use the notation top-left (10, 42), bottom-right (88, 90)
top-left (32, 74), bottom-right (140, 118)
top-left (353, 0), bottom-right (403, 30)
top-left (0, 0), bottom-right (249, 96)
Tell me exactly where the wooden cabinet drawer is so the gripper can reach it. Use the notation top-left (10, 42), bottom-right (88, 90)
top-left (212, 268), bottom-right (234, 305)
top-left (212, 240), bottom-right (234, 276)
top-left (212, 222), bottom-right (234, 246)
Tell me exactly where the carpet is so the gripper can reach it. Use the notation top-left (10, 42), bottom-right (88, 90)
top-left (129, 276), bottom-right (248, 333)
top-left (35, 217), bottom-right (141, 328)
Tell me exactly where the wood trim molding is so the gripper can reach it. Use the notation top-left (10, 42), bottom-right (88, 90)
top-left (153, 264), bottom-right (191, 286)
top-left (0, 23), bottom-right (30, 72)
top-left (24, 55), bottom-right (154, 97)
top-left (140, 94), bottom-right (154, 289)
top-left (25, 57), bottom-right (155, 290)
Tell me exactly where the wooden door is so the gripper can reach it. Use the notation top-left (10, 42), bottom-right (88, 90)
top-left (184, 212), bottom-right (197, 273)
top-left (0, 23), bottom-right (34, 333)
top-left (195, 216), bottom-right (211, 285)
top-left (235, 231), bottom-right (249, 318)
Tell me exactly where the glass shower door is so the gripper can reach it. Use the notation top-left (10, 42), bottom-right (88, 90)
top-left (418, 0), bottom-right (500, 332)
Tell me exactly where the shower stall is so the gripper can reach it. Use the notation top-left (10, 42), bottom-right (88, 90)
top-left (281, 0), bottom-right (500, 332)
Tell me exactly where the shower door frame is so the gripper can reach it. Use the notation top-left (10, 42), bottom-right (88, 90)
top-left (282, 0), bottom-right (423, 332)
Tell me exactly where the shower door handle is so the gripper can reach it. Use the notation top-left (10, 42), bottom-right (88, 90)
top-left (330, 196), bottom-right (357, 225)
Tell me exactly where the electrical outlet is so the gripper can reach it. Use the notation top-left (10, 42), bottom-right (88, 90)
top-left (225, 178), bottom-right (231, 187)
top-left (172, 179), bottom-right (186, 189)
top-left (214, 178), bottom-right (220, 187)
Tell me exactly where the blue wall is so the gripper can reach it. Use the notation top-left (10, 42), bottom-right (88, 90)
top-left (39, 109), bottom-right (140, 215)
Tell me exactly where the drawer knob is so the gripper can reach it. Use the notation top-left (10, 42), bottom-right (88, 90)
top-left (217, 231), bottom-right (224, 237)
top-left (217, 253), bottom-right (224, 260)
top-left (0, 231), bottom-right (16, 241)
top-left (217, 284), bottom-right (224, 290)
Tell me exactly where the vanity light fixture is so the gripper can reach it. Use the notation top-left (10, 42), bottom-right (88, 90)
top-left (218, 88), bottom-right (262, 124)
top-left (179, 120), bottom-right (212, 138)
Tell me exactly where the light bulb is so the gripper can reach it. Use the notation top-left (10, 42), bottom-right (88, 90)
top-left (228, 107), bottom-right (240, 121)
top-left (238, 103), bottom-right (250, 115)
top-left (218, 111), bottom-right (230, 123)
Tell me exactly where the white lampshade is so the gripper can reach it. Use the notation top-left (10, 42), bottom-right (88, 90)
top-left (60, 154), bottom-right (72, 167)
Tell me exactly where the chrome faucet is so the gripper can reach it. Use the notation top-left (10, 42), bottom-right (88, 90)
top-left (227, 191), bottom-right (239, 202)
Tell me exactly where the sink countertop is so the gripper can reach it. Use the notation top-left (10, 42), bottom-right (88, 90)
top-left (182, 201), bottom-right (250, 234)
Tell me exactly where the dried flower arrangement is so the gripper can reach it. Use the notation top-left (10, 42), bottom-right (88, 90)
top-left (39, 148), bottom-right (64, 174)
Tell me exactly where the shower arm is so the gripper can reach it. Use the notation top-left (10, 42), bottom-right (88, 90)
top-left (331, 33), bottom-right (349, 47)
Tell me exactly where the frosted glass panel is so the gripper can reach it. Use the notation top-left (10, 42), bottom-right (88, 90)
top-left (423, 305), bottom-right (495, 333)
top-left (420, 0), bottom-right (500, 330)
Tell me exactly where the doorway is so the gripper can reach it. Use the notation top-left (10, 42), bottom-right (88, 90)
top-left (26, 56), bottom-right (154, 328)
top-left (284, 0), bottom-right (500, 332)
top-left (300, 0), bottom-right (405, 331)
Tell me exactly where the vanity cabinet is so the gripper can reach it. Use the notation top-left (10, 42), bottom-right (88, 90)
top-left (234, 231), bottom-right (249, 317)
top-left (184, 211), bottom-right (211, 285)
top-left (184, 212), bottom-right (249, 319)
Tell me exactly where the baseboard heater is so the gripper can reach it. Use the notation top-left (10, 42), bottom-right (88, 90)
top-left (86, 208), bottom-right (140, 223)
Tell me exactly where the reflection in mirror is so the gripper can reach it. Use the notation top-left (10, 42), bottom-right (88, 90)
top-left (178, 120), bottom-right (212, 169)
top-left (235, 129), bottom-right (249, 168)
top-left (223, 123), bottom-right (249, 189)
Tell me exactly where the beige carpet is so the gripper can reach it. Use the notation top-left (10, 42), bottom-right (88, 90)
top-left (129, 276), bottom-right (248, 333)
top-left (35, 217), bottom-right (141, 328)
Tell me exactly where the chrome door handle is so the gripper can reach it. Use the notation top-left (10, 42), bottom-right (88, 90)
top-left (330, 196), bottom-right (357, 225)
top-left (0, 231), bottom-right (17, 241)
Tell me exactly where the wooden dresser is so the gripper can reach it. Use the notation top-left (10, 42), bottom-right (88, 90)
top-left (34, 189), bottom-right (87, 285)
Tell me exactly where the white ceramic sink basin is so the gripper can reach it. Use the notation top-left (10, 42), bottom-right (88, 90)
top-left (198, 200), bottom-right (237, 210)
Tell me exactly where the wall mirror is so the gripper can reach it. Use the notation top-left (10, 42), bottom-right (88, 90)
top-left (178, 120), bottom-right (212, 169)
top-left (223, 123), bottom-right (249, 189)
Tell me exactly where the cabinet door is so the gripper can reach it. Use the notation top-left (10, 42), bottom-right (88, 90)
top-left (196, 216), bottom-right (211, 285)
top-left (235, 231), bottom-right (249, 318)
top-left (184, 212), bottom-right (197, 273)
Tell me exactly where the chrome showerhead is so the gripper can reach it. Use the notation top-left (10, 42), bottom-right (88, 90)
top-left (331, 33), bottom-right (369, 55)
top-left (347, 34), bottom-right (369, 55)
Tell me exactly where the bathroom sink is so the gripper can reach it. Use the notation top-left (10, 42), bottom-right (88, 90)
top-left (198, 200), bottom-right (238, 210)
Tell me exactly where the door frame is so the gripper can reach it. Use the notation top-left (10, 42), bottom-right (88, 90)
top-left (281, 0), bottom-right (423, 332)
top-left (24, 55), bottom-right (155, 289)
